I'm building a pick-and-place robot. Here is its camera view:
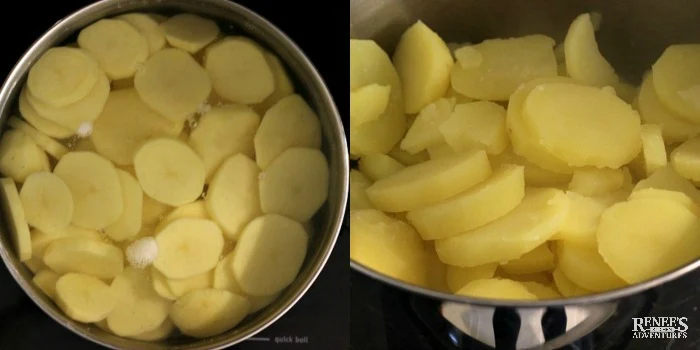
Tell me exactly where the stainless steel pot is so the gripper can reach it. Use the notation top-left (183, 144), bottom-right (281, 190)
top-left (350, 0), bottom-right (700, 348)
top-left (0, 0), bottom-right (348, 349)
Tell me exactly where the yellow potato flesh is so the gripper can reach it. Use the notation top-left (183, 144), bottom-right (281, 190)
top-left (557, 242), bottom-right (626, 292)
top-left (440, 101), bottom-right (507, 155)
top-left (350, 40), bottom-right (406, 156)
top-left (597, 198), bottom-right (700, 284)
top-left (638, 74), bottom-right (700, 143)
top-left (490, 149), bottom-right (572, 187)
top-left (426, 142), bottom-right (458, 160)
top-left (366, 150), bottom-right (491, 212)
top-left (400, 98), bottom-right (453, 154)
top-left (495, 270), bottom-right (552, 285)
top-left (636, 124), bottom-right (668, 177)
top-left (357, 153), bottom-right (405, 181)
top-left (254, 52), bottom-right (295, 115)
top-left (388, 145), bottom-right (429, 166)
top-left (568, 168), bottom-right (624, 196)
top-left (116, 13), bottom-right (166, 54)
top-left (652, 44), bottom-right (700, 122)
top-left (350, 84), bottom-right (391, 129)
top-left (671, 136), bottom-right (700, 182)
top-left (408, 164), bottom-right (525, 240)
top-left (393, 21), bottom-right (453, 114)
top-left (628, 188), bottom-right (699, 214)
top-left (350, 170), bottom-right (374, 211)
top-left (521, 281), bottom-right (561, 299)
top-left (350, 210), bottom-right (427, 286)
top-left (435, 187), bottom-right (568, 267)
top-left (456, 278), bottom-right (537, 300)
top-left (18, 88), bottom-right (74, 139)
top-left (522, 82), bottom-right (641, 168)
top-left (421, 242), bottom-right (449, 293)
top-left (552, 268), bottom-right (591, 297)
top-left (0, 130), bottom-right (50, 184)
top-left (634, 166), bottom-right (700, 203)
top-left (78, 19), bottom-right (149, 80)
top-left (27, 47), bottom-right (99, 107)
top-left (564, 13), bottom-right (618, 87)
top-left (554, 191), bottom-right (608, 247)
top-left (162, 14), bottom-right (219, 54)
top-left (445, 263), bottom-right (497, 293)
top-left (451, 35), bottom-right (557, 101)
top-left (500, 243), bottom-right (554, 275)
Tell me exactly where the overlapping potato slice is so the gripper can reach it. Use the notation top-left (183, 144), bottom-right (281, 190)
top-left (0, 130), bottom-right (50, 183)
top-left (116, 13), bottom-right (166, 54)
top-left (43, 237), bottom-right (123, 279)
top-left (55, 273), bottom-right (115, 322)
top-left (652, 44), bottom-right (700, 122)
top-left (19, 172), bottom-right (73, 233)
top-left (107, 267), bottom-right (171, 336)
top-left (456, 278), bottom-right (537, 300)
top-left (564, 13), bottom-right (618, 87)
top-left (162, 14), bottom-right (219, 53)
top-left (153, 218), bottom-right (223, 279)
top-left (27, 47), bottom-right (100, 107)
top-left (78, 19), bottom-right (148, 79)
top-left (170, 289), bottom-right (250, 338)
top-left (0, 178), bottom-right (32, 261)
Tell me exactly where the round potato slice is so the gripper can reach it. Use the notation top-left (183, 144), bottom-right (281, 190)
top-left (55, 273), bottom-right (115, 323)
top-left (54, 151), bottom-right (123, 229)
top-left (154, 218), bottom-right (223, 279)
top-left (205, 37), bottom-right (274, 104)
top-left (130, 319), bottom-right (175, 341)
top-left (18, 88), bottom-right (74, 139)
top-left (0, 178), bottom-right (32, 261)
top-left (8, 117), bottom-right (69, 159)
top-left (233, 214), bottom-right (308, 296)
top-left (165, 270), bottom-right (213, 298)
top-left (254, 52), bottom-right (295, 115)
top-left (170, 288), bottom-right (250, 338)
top-left (133, 138), bottom-right (205, 206)
top-left (522, 82), bottom-right (642, 168)
top-left (162, 13), bottom-right (219, 53)
top-left (0, 130), bottom-right (50, 183)
top-left (33, 269), bottom-right (60, 299)
top-left (557, 242), bottom-right (626, 292)
top-left (652, 44), bottom-right (700, 122)
top-left (564, 13), bottom-right (618, 87)
top-left (44, 237), bottom-right (123, 279)
top-left (155, 200), bottom-right (210, 233)
top-left (107, 267), bottom-right (171, 336)
top-left (104, 170), bottom-right (142, 241)
top-left (638, 74), bottom-right (700, 144)
top-left (27, 47), bottom-right (100, 107)
top-left (597, 198), bottom-right (700, 284)
top-left (134, 48), bottom-right (211, 123)
top-left (445, 263), bottom-right (498, 293)
top-left (213, 251), bottom-right (280, 313)
top-left (500, 243), bottom-right (555, 275)
top-left (521, 281), bottom-right (562, 299)
top-left (552, 268), bottom-right (592, 297)
top-left (456, 278), bottom-right (537, 300)
top-left (150, 267), bottom-right (177, 301)
top-left (19, 172), bottom-right (73, 233)
top-left (116, 13), bottom-right (166, 54)
top-left (78, 19), bottom-right (149, 80)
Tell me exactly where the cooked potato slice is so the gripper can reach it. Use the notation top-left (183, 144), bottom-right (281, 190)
top-left (393, 21), bottom-right (453, 113)
top-left (104, 170), bottom-right (142, 241)
top-left (553, 191), bottom-right (608, 247)
top-left (18, 88), bottom-right (74, 139)
top-left (490, 150), bottom-right (572, 187)
top-left (206, 154), bottom-right (261, 240)
top-left (350, 210), bottom-right (427, 286)
top-left (259, 148), bottom-right (329, 222)
top-left (8, 117), bottom-right (68, 159)
top-left (436, 188), bottom-right (568, 267)
top-left (552, 268), bottom-right (591, 297)
top-left (500, 244), bottom-right (554, 275)
top-left (400, 98), bottom-right (453, 154)
top-left (0, 130), bottom-right (50, 183)
top-left (107, 267), bottom-right (171, 336)
top-left (188, 104), bottom-right (260, 179)
top-left (170, 289), bottom-right (250, 338)
top-left (33, 269), bottom-right (60, 299)
top-left (451, 35), bottom-right (557, 101)
top-left (426, 142), bottom-right (458, 160)
top-left (628, 188), bottom-right (699, 214)
top-left (55, 273), bottom-right (115, 322)
top-left (522, 82), bottom-right (641, 168)
top-left (557, 242), bottom-right (626, 292)
top-left (27, 47), bottom-right (100, 107)
top-left (154, 218), bottom-right (223, 279)
top-left (521, 281), bottom-right (561, 299)
top-left (116, 13), bottom-right (166, 54)
top-left (568, 168), bottom-right (624, 196)
top-left (422, 243), bottom-right (449, 292)
top-left (634, 166), bottom-right (700, 203)
top-left (358, 153), bottom-right (405, 181)
top-left (92, 89), bottom-right (183, 165)
top-left (350, 40), bottom-right (406, 156)
top-left (254, 94), bottom-right (321, 169)
top-left (407, 164), bottom-right (525, 240)
top-left (456, 278), bottom-right (537, 300)
top-left (635, 124), bottom-right (668, 177)
top-left (445, 263), bottom-right (497, 293)
top-left (19, 172), bottom-right (73, 233)
top-left (254, 53), bottom-right (295, 114)
top-left (78, 19), bottom-right (148, 79)
top-left (564, 13), bottom-right (618, 87)
top-left (43, 237), bottom-right (123, 279)
top-left (129, 319), bottom-right (174, 341)
top-left (440, 101), bottom-right (507, 155)
top-left (638, 74), bottom-right (700, 143)
top-left (366, 150), bottom-right (491, 212)
top-left (0, 178), bottom-right (32, 261)
top-left (671, 136), bottom-right (700, 182)
top-left (388, 145), bottom-right (429, 166)
top-left (652, 44), bottom-right (700, 122)
top-left (134, 48), bottom-right (211, 123)
top-left (162, 13), bottom-right (219, 53)
top-left (597, 198), bottom-right (700, 284)
top-left (350, 170), bottom-right (374, 211)
top-left (350, 84), bottom-right (391, 128)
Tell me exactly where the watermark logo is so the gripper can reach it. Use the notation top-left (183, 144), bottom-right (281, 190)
top-left (632, 317), bottom-right (688, 339)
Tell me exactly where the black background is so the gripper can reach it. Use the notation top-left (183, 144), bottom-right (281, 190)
top-left (0, 0), bottom-right (349, 349)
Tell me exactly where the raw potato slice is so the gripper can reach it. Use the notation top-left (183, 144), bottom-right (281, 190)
top-left (104, 170), bottom-right (142, 241)
top-left (564, 13), bottom-right (618, 87)
top-left (0, 130), bottom-right (50, 183)
top-left (166, 271), bottom-right (213, 298)
top-left (440, 101), bottom-right (508, 155)
top-left (142, 195), bottom-right (170, 228)
top-left (162, 13), bottom-right (219, 53)
top-left (407, 164), bottom-right (525, 240)
top-left (451, 35), bottom-right (557, 100)
top-left (350, 170), bottom-right (374, 211)
top-left (213, 251), bottom-right (280, 312)
top-left (188, 104), bottom-right (260, 178)
top-left (491, 150), bottom-right (572, 187)
top-left (392, 21), bottom-right (453, 113)
top-left (552, 268), bottom-right (591, 297)
top-left (130, 319), bottom-right (175, 341)
top-left (638, 74), bottom-right (700, 143)
top-left (500, 244), bottom-right (555, 275)
top-left (107, 267), bottom-right (171, 336)
top-left (521, 281), bottom-right (561, 299)
top-left (522, 82), bottom-right (641, 168)
top-left (634, 166), bottom-right (700, 203)
top-left (150, 268), bottom-right (177, 300)
top-left (456, 279), bottom-right (537, 300)
top-left (400, 98), bottom-right (453, 154)
top-left (43, 237), bottom-right (123, 279)
top-left (92, 89), bottom-right (183, 165)
top-left (366, 150), bottom-right (491, 212)
top-left (33, 269), bottom-right (60, 299)
top-left (350, 210), bottom-right (427, 286)
top-left (31, 226), bottom-right (102, 261)
top-left (435, 188), bottom-right (568, 267)
top-left (652, 44), bottom-right (700, 122)
top-left (18, 88), bottom-right (74, 138)
top-left (27, 47), bottom-right (99, 107)
top-left (170, 288), bottom-right (250, 338)
top-left (19, 172), bottom-right (73, 233)
top-left (55, 273), bottom-right (115, 322)
top-left (445, 263), bottom-right (498, 293)
top-left (155, 200), bottom-right (209, 233)
top-left (259, 148), bottom-right (329, 222)
top-left (557, 242), bottom-right (626, 292)
top-left (554, 191), bottom-right (608, 247)
top-left (254, 53), bottom-right (295, 114)
top-left (133, 138), bottom-right (205, 206)
top-left (671, 136), bottom-right (700, 182)
top-left (636, 124), bottom-right (668, 177)
top-left (25, 257), bottom-right (44, 273)
top-left (350, 40), bottom-right (406, 156)
top-left (54, 152), bottom-right (123, 229)
top-left (233, 214), bottom-right (308, 296)
top-left (0, 178), bottom-right (32, 261)
top-left (597, 198), bottom-right (700, 284)
top-left (27, 71), bottom-right (110, 130)
top-left (134, 48), bottom-right (212, 123)
top-left (358, 153), bottom-right (405, 181)
top-left (78, 19), bottom-right (148, 79)
top-left (154, 218), bottom-right (223, 279)
top-left (205, 37), bottom-right (274, 104)
top-left (350, 84), bottom-right (391, 128)
top-left (9, 117), bottom-right (69, 158)
top-left (254, 94), bottom-right (322, 169)
top-left (568, 168), bottom-right (624, 196)
top-left (116, 13), bottom-right (166, 54)
top-left (206, 154), bottom-right (261, 240)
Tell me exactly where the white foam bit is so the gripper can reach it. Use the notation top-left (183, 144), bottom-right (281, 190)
top-left (126, 237), bottom-right (159, 269)
top-left (76, 122), bottom-right (93, 137)
top-left (196, 102), bottom-right (212, 116)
